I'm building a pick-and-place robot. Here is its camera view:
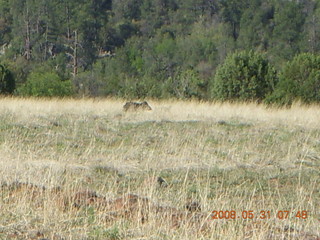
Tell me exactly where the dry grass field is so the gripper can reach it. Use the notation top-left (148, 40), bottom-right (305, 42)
top-left (0, 97), bottom-right (319, 240)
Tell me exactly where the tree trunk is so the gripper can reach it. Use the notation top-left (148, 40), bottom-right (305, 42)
top-left (25, 6), bottom-right (31, 60)
top-left (73, 30), bottom-right (78, 77)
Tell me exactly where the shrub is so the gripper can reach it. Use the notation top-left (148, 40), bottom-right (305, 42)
top-left (265, 53), bottom-right (320, 105)
top-left (0, 64), bottom-right (15, 94)
top-left (16, 71), bottom-right (73, 97)
top-left (168, 69), bottom-right (206, 99)
top-left (211, 50), bottom-right (277, 102)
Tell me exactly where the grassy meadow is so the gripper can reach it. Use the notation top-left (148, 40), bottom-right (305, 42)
top-left (0, 98), bottom-right (319, 240)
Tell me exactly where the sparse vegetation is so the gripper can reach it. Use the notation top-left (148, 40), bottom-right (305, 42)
top-left (0, 98), bottom-right (319, 239)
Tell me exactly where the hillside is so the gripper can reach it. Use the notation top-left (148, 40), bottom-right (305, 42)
top-left (1, 0), bottom-right (320, 100)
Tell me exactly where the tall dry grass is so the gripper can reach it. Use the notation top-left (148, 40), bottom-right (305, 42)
top-left (1, 97), bottom-right (320, 127)
top-left (0, 97), bottom-right (319, 239)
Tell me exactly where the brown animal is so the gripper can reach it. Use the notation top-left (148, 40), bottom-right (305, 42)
top-left (157, 176), bottom-right (168, 187)
top-left (185, 201), bottom-right (202, 212)
top-left (142, 176), bottom-right (169, 189)
top-left (123, 101), bottom-right (152, 111)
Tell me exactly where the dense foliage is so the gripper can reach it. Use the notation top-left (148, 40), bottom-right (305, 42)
top-left (0, 0), bottom-right (320, 103)
top-left (0, 63), bottom-right (15, 94)
top-left (266, 53), bottom-right (320, 105)
top-left (212, 51), bottom-right (277, 101)
top-left (17, 70), bottom-right (73, 97)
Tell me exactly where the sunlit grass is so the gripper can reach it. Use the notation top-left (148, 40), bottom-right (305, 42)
top-left (0, 97), bottom-right (319, 239)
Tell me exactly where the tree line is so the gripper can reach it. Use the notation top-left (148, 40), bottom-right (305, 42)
top-left (1, 0), bottom-right (320, 105)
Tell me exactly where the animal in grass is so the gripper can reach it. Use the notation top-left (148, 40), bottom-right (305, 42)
top-left (123, 101), bottom-right (152, 111)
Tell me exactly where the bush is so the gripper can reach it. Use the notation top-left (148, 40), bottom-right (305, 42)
top-left (211, 50), bottom-right (278, 102)
top-left (265, 53), bottom-right (320, 105)
top-left (165, 69), bottom-right (206, 99)
top-left (0, 64), bottom-right (15, 94)
top-left (16, 71), bottom-right (73, 97)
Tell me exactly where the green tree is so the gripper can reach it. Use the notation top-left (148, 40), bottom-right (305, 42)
top-left (218, 0), bottom-right (249, 40)
top-left (266, 53), bottom-right (320, 105)
top-left (301, 3), bottom-right (320, 54)
top-left (270, 1), bottom-right (305, 63)
top-left (170, 69), bottom-right (205, 99)
top-left (17, 70), bottom-right (73, 97)
top-left (75, 0), bottom-right (112, 67)
top-left (176, 20), bottom-right (217, 67)
top-left (9, 0), bottom-right (35, 60)
top-left (142, 32), bottom-right (177, 80)
top-left (0, 0), bottom-right (12, 46)
top-left (0, 64), bottom-right (15, 94)
top-left (112, 0), bottom-right (142, 21)
top-left (238, 0), bottom-right (274, 51)
top-left (211, 50), bottom-right (277, 101)
top-left (3, 0), bottom-right (320, 101)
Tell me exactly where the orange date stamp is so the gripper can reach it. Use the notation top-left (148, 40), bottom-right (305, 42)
top-left (211, 210), bottom-right (308, 220)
